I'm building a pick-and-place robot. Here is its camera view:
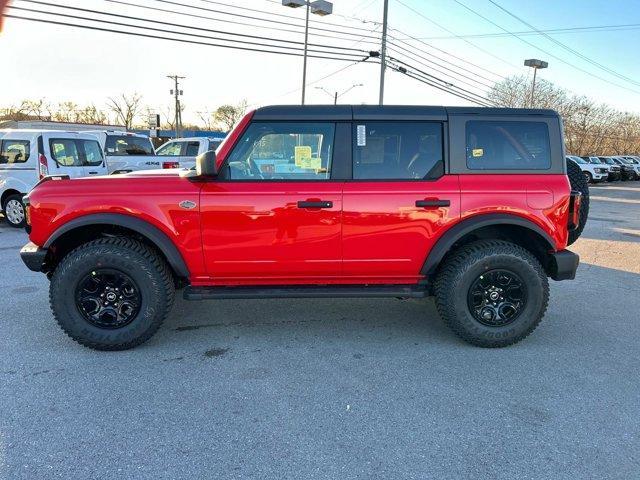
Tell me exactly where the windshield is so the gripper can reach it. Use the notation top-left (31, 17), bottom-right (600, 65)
top-left (570, 156), bottom-right (586, 164)
top-left (600, 158), bottom-right (615, 164)
top-left (105, 135), bottom-right (154, 156)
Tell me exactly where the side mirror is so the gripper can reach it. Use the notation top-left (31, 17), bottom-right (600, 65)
top-left (196, 150), bottom-right (218, 177)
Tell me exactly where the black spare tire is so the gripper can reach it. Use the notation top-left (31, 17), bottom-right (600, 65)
top-left (566, 158), bottom-right (589, 246)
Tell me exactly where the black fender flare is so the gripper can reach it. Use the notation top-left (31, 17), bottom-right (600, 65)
top-left (421, 213), bottom-right (556, 276)
top-left (44, 213), bottom-right (190, 279)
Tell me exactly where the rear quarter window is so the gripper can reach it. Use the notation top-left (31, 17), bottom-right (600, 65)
top-left (0, 140), bottom-right (30, 164)
top-left (466, 121), bottom-right (551, 170)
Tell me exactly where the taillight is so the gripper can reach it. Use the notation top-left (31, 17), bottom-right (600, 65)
top-left (568, 190), bottom-right (582, 231)
top-left (38, 154), bottom-right (49, 179)
top-left (162, 161), bottom-right (180, 169)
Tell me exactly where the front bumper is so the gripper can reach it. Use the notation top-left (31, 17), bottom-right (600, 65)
top-left (549, 249), bottom-right (579, 281)
top-left (20, 242), bottom-right (48, 272)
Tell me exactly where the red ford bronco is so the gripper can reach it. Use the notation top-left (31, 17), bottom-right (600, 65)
top-left (20, 105), bottom-right (587, 350)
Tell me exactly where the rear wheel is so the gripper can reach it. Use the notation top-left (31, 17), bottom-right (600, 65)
top-left (2, 194), bottom-right (26, 228)
top-left (49, 237), bottom-right (175, 350)
top-left (566, 159), bottom-right (589, 246)
top-left (434, 240), bottom-right (549, 348)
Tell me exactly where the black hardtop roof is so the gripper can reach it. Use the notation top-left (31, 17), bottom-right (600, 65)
top-left (253, 105), bottom-right (559, 121)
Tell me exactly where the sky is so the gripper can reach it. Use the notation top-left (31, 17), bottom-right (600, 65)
top-left (1, 0), bottom-right (640, 126)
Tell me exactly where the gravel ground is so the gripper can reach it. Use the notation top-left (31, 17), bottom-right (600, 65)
top-left (1, 182), bottom-right (639, 479)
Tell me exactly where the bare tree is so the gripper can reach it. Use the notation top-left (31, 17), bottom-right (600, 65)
top-left (107, 93), bottom-right (143, 129)
top-left (213, 99), bottom-right (248, 131)
top-left (489, 75), bottom-right (640, 156)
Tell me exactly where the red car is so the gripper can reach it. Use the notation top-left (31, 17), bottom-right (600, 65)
top-left (20, 105), bottom-right (586, 350)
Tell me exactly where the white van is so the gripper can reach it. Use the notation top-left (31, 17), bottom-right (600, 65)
top-left (83, 130), bottom-right (159, 173)
top-left (155, 136), bottom-right (225, 169)
top-left (0, 130), bottom-right (107, 227)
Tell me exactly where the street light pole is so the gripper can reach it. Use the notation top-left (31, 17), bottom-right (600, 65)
top-left (378, 0), bottom-right (389, 105)
top-left (301, 2), bottom-right (310, 105)
top-left (282, 1), bottom-right (333, 105)
top-left (524, 59), bottom-right (548, 107)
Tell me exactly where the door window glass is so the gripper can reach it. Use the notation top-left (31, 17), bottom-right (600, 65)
top-left (0, 140), bottom-right (30, 164)
top-left (81, 140), bottom-right (104, 166)
top-left (105, 135), bottom-right (154, 156)
top-left (50, 139), bottom-right (82, 166)
top-left (209, 140), bottom-right (222, 151)
top-left (225, 122), bottom-right (334, 180)
top-left (466, 121), bottom-right (551, 170)
top-left (156, 142), bottom-right (182, 156)
top-left (185, 141), bottom-right (200, 156)
top-left (353, 122), bottom-right (444, 180)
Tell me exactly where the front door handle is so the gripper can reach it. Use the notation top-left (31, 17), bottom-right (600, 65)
top-left (88, 171), bottom-right (99, 175)
top-left (415, 199), bottom-right (450, 208)
top-left (297, 200), bottom-right (333, 209)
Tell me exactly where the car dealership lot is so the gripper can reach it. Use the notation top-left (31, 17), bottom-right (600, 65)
top-left (1, 184), bottom-right (639, 479)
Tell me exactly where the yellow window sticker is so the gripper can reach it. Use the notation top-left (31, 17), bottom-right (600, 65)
top-left (298, 157), bottom-right (322, 170)
top-left (472, 148), bottom-right (484, 157)
top-left (294, 146), bottom-right (312, 167)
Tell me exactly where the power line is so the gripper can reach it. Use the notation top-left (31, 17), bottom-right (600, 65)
top-left (8, 4), bottom-right (367, 59)
top-left (145, 0), bottom-right (381, 40)
top-left (4, 13), bottom-right (371, 62)
top-left (486, 0), bottom-right (640, 88)
top-left (15, 0), bottom-right (369, 54)
top-left (98, 0), bottom-right (380, 46)
top-left (387, 56), bottom-right (495, 106)
top-left (400, 23), bottom-right (640, 40)
top-left (386, 42), bottom-right (496, 89)
top-left (453, 0), bottom-right (640, 96)
top-left (394, 0), bottom-right (519, 69)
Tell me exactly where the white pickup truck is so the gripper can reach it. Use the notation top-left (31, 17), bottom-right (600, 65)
top-left (155, 136), bottom-right (226, 169)
top-left (83, 130), bottom-right (160, 173)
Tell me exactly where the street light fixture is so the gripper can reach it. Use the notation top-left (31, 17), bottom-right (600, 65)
top-left (524, 58), bottom-right (548, 107)
top-left (282, 0), bottom-right (333, 105)
top-left (315, 84), bottom-right (364, 104)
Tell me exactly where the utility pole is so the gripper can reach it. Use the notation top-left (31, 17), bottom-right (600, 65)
top-left (167, 74), bottom-right (185, 138)
top-left (378, 0), bottom-right (389, 105)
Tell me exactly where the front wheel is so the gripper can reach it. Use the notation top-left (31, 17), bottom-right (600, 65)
top-left (49, 237), bottom-right (175, 350)
top-left (2, 194), bottom-right (26, 228)
top-left (434, 240), bottom-right (549, 348)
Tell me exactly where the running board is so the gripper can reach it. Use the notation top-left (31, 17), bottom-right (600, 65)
top-left (183, 285), bottom-right (428, 301)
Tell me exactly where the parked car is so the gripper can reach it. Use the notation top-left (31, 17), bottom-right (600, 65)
top-left (0, 130), bottom-right (107, 227)
top-left (155, 136), bottom-right (225, 170)
top-left (618, 156), bottom-right (640, 180)
top-left (83, 130), bottom-right (159, 173)
top-left (607, 156), bottom-right (637, 180)
top-left (567, 155), bottom-right (608, 183)
top-left (597, 157), bottom-right (622, 181)
top-left (21, 105), bottom-right (584, 350)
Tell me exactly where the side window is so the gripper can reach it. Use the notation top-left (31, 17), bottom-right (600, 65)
top-left (104, 136), bottom-right (154, 156)
top-left (224, 122), bottom-right (334, 180)
top-left (156, 142), bottom-right (182, 156)
top-left (81, 140), bottom-right (104, 166)
top-left (0, 140), bottom-right (30, 164)
top-left (50, 139), bottom-right (82, 167)
top-left (466, 121), bottom-right (551, 170)
top-left (353, 122), bottom-right (444, 180)
top-left (209, 140), bottom-right (222, 151)
top-left (185, 141), bottom-right (200, 156)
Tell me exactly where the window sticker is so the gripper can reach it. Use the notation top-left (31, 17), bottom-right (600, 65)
top-left (294, 145), bottom-right (312, 167)
top-left (298, 157), bottom-right (322, 170)
top-left (472, 148), bottom-right (484, 157)
top-left (357, 125), bottom-right (366, 146)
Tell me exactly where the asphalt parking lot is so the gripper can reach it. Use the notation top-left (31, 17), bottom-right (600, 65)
top-left (1, 183), bottom-right (639, 479)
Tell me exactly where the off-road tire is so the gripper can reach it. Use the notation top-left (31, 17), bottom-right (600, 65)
top-left (566, 159), bottom-right (589, 245)
top-left (50, 237), bottom-right (175, 350)
top-left (2, 193), bottom-right (26, 228)
top-left (434, 240), bottom-right (549, 348)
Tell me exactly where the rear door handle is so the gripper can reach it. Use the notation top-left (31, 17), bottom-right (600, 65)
top-left (415, 199), bottom-right (450, 208)
top-left (88, 171), bottom-right (99, 175)
top-left (297, 200), bottom-right (333, 209)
